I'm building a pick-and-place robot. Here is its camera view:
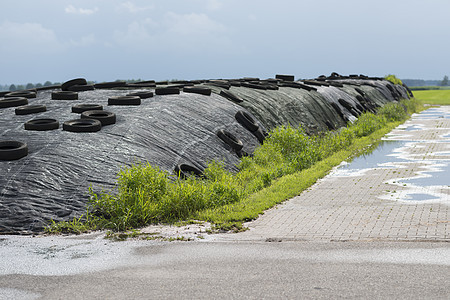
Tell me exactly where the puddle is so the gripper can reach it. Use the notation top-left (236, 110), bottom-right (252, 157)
top-left (333, 140), bottom-right (407, 175)
top-left (405, 193), bottom-right (440, 201)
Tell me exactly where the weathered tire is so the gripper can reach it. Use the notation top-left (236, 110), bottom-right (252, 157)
top-left (127, 91), bottom-right (154, 99)
top-left (182, 86), bottom-right (212, 96)
top-left (355, 88), bottom-right (365, 96)
top-left (81, 110), bottom-right (116, 126)
top-left (94, 81), bottom-right (127, 89)
top-left (126, 83), bottom-right (156, 88)
top-left (220, 90), bottom-right (243, 103)
top-left (155, 87), bottom-right (180, 95)
top-left (275, 74), bottom-right (295, 82)
top-left (61, 78), bottom-right (87, 91)
top-left (0, 141), bottom-right (28, 161)
top-left (235, 110), bottom-right (259, 132)
top-left (0, 97), bottom-right (28, 108)
top-left (330, 102), bottom-right (344, 118)
top-left (216, 129), bottom-right (243, 152)
top-left (5, 91), bottom-right (36, 99)
top-left (253, 127), bottom-right (266, 144)
top-left (63, 119), bottom-right (102, 132)
top-left (108, 96), bottom-right (141, 106)
top-left (338, 99), bottom-right (354, 111)
top-left (72, 104), bottom-right (103, 113)
top-left (67, 84), bottom-right (95, 92)
top-left (174, 163), bottom-right (204, 179)
top-left (241, 82), bottom-right (267, 90)
top-left (24, 118), bottom-right (59, 131)
top-left (15, 105), bottom-right (46, 115)
top-left (51, 91), bottom-right (78, 100)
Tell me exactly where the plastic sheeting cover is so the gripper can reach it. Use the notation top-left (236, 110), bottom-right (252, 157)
top-left (0, 76), bottom-right (410, 233)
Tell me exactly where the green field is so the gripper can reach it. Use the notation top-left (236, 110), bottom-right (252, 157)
top-left (413, 89), bottom-right (450, 105)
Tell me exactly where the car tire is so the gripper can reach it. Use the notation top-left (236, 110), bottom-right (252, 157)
top-left (24, 118), bottom-right (59, 131)
top-left (15, 105), bottom-right (46, 115)
top-left (216, 129), bottom-right (244, 152)
top-left (0, 141), bottom-right (28, 161)
top-left (0, 97), bottom-right (28, 108)
top-left (63, 119), bottom-right (102, 132)
top-left (81, 110), bottom-right (116, 126)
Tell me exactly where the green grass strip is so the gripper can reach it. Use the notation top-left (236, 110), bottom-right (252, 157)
top-left (195, 125), bottom-right (398, 229)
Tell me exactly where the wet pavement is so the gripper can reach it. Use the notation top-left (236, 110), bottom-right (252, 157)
top-left (222, 106), bottom-right (450, 242)
top-left (1, 106), bottom-right (449, 299)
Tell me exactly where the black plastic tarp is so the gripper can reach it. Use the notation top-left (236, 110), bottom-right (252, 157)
top-left (0, 75), bottom-right (410, 233)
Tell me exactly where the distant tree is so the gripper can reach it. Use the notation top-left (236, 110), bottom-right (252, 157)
top-left (9, 84), bottom-right (16, 91)
top-left (43, 81), bottom-right (52, 86)
top-left (26, 83), bottom-right (35, 89)
top-left (16, 85), bottom-right (25, 91)
top-left (440, 75), bottom-right (449, 86)
top-left (35, 83), bottom-right (43, 88)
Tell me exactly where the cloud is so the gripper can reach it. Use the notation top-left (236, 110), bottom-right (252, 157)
top-left (164, 12), bottom-right (226, 35)
top-left (65, 5), bottom-right (98, 15)
top-left (113, 18), bottom-right (157, 45)
top-left (116, 1), bottom-right (154, 13)
top-left (113, 12), bottom-right (232, 54)
top-left (205, 0), bottom-right (223, 11)
top-left (69, 34), bottom-right (96, 47)
top-left (0, 21), bottom-right (63, 54)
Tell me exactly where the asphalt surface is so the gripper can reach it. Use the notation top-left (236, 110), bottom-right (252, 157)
top-left (1, 106), bottom-right (449, 299)
top-left (1, 234), bottom-right (449, 299)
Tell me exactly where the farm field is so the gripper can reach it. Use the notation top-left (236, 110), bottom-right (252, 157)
top-left (413, 88), bottom-right (450, 105)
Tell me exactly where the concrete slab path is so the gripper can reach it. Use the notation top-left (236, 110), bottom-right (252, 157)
top-left (222, 106), bottom-right (450, 242)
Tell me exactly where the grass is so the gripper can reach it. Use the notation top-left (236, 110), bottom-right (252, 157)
top-left (412, 89), bottom-right (450, 105)
top-left (45, 98), bottom-right (424, 234)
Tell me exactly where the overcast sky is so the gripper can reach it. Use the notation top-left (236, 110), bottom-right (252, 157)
top-left (1, 0), bottom-right (449, 84)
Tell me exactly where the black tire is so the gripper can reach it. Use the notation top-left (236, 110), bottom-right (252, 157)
top-left (0, 141), bottom-right (28, 161)
top-left (126, 83), bottom-right (156, 88)
top-left (15, 105), bottom-right (46, 115)
top-left (72, 104), bottom-right (103, 113)
top-left (67, 84), bottom-right (95, 92)
top-left (94, 81), bottom-right (127, 89)
top-left (174, 163), bottom-right (204, 179)
top-left (155, 87), bottom-right (180, 95)
top-left (108, 96), bottom-right (141, 106)
top-left (325, 121), bottom-right (334, 130)
top-left (275, 74), bottom-right (295, 82)
top-left (216, 129), bottom-right (243, 152)
top-left (0, 97), bottom-right (28, 108)
top-left (182, 86), bottom-right (212, 96)
top-left (338, 99), bottom-right (354, 111)
top-left (220, 90), bottom-right (243, 103)
top-left (81, 110), bottom-right (116, 126)
top-left (277, 82), bottom-right (317, 91)
top-left (235, 110), bottom-right (259, 132)
top-left (61, 78), bottom-right (87, 91)
top-left (24, 118), bottom-right (59, 131)
top-left (5, 91), bottom-right (37, 99)
top-left (127, 91), bottom-right (154, 99)
top-left (51, 91), bottom-right (78, 100)
top-left (253, 127), bottom-right (266, 144)
top-left (63, 119), bottom-right (102, 132)
top-left (355, 88), bottom-right (365, 96)
top-left (241, 82), bottom-right (267, 90)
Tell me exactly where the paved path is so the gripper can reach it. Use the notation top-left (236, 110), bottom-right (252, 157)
top-left (222, 106), bottom-right (450, 242)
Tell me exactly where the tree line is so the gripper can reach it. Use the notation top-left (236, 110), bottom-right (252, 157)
top-left (0, 81), bottom-right (61, 92)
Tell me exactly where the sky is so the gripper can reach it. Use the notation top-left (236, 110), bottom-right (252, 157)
top-left (1, 0), bottom-right (450, 85)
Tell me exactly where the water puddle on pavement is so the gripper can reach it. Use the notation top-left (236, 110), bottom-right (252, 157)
top-left (330, 114), bottom-right (450, 205)
top-left (331, 140), bottom-right (408, 176)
